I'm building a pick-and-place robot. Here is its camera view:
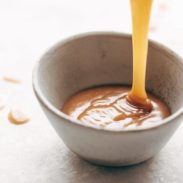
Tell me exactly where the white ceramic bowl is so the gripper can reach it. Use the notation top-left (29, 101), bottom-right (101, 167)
top-left (33, 32), bottom-right (183, 166)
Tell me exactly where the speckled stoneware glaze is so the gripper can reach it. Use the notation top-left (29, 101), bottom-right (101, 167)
top-left (33, 32), bottom-right (183, 166)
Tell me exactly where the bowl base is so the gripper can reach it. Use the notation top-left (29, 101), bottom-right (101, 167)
top-left (77, 154), bottom-right (153, 167)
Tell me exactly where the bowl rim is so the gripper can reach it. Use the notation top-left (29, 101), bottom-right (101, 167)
top-left (32, 31), bottom-right (183, 132)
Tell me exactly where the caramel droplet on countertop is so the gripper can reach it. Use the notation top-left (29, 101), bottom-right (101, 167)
top-left (8, 107), bottom-right (30, 125)
top-left (3, 75), bottom-right (21, 84)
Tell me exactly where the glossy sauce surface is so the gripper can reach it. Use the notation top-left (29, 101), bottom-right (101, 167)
top-left (62, 86), bottom-right (170, 129)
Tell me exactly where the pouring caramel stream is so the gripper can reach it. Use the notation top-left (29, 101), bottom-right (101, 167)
top-left (61, 0), bottom-right (171, 128)
top-left (128, 0), bottom-right (153, 109)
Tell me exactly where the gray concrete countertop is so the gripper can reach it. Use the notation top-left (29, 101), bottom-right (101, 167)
top-left (0, 0), bottom-right (183, 182)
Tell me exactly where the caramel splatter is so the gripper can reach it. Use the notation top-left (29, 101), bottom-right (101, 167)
top-left (8, 107), bottom-right (30, 125)
top-left (3, 76), bottom-right (21, 84)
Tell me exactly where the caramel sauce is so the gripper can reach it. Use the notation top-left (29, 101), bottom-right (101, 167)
top-left (61, 0), bottom-right (171, 128)
top-left (62, 86), bottom-right (170, 128)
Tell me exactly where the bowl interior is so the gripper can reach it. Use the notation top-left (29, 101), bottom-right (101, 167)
top-left (36, 33), bottom-right (183, 116)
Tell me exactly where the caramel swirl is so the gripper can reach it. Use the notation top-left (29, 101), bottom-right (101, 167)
top-left (61, 86), bottom-right (170, 129)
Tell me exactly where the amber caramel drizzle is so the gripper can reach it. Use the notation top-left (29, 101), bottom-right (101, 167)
top-left (77, 94), bottom-right (126, 120)
top-left (62, 86), bottom-right (170, 128)
top-left (77, 92), bottom-right (151, 127)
